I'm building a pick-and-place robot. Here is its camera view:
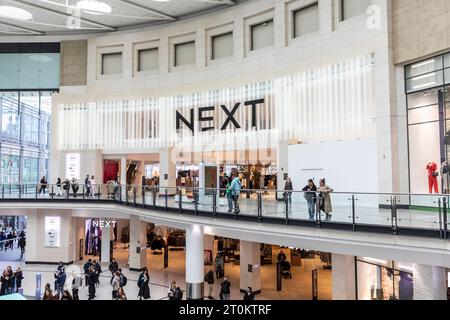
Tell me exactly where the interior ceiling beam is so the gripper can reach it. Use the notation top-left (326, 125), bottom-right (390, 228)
top-left (193, 0), bottom-right (236, 4)
top-left (111, 0), bottom-right (177, 21)
top-left (11, 0), bottom-right (117, 31)
top-left (0, 20), bottom-right (44, 35)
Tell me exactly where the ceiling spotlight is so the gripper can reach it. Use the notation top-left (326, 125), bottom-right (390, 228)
top-left (76, 0), bottom-right (112, 14)
top-left (0, 6), bottom-right (33, 21)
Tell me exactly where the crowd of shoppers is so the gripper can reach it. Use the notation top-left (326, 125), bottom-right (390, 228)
top-left (0, 230), bottom-right (26, 258)
top-left (0, 266), bottom-right (23, 296)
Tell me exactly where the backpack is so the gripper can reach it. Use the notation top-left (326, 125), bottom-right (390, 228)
top-left (121, 275), bottom-right (127, 287)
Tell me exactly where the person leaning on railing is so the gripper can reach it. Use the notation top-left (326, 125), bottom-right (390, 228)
top-left (62, 178), bottom-right (70, 197)
top-left (302, 179), bottom-right (317, 220)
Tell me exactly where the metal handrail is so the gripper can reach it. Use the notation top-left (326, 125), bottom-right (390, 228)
top-left (3, 183), bottom-right (449, 198)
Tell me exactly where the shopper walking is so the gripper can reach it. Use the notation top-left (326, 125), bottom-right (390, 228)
top-left (284, 177), bottom-right (293, 204)
top-left (39, 176), bottom-right (48, 195)
top-left (137, 268), bottom-right (151, 300)
top-left (302, 179), bottom-right (317, 220)
top-left (109, 258), bottom-right (119, 277)
top-left (72, 271), bottom-right (82, 300)
top-left (225, 177), bottom-right (233, 213)
top-left (54, 268), bottom-right (66, 299)
top-left (87, 266), bottom-right (96, 300)
top-left (90, 175), bottom-right (97, 197)
top-left (243, 287), bottom-right (255, 300)
top-left (168, 281), bottom-right (177, 300)
top-left (111, 271), bottom-right (121, 300)
top-left (230, 176), bottom-right (242, 214)
top-left (83, 259), bottom-right (92, 286)
top-left (18, 235), bottom-right (26, 259)
top-left (93, 260), bottom-right (102, 287)
top-left (220, 277), bottom-right (231, 300)
top-left (13, 267), bottom-right (23, 293)
top-left (204, 268), bottom-right (215, 299)
top-left (55, 178), bottom-right (63, 196)
top-left (85, 175), bottom-right (91, 197)
top-left (318, 179), bottom-right (334, 221)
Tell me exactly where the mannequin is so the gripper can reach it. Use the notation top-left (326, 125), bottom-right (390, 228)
top-left (442, 161), bottom-right (449, 194)
top-left (427, 162), bottom-right (439, 193)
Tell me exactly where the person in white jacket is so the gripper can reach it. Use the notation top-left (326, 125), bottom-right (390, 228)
top-left (90, 175), bottom-right (96, 197)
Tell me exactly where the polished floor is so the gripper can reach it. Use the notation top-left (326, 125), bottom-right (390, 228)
top-left (0, 244), bottom-right (331, 300)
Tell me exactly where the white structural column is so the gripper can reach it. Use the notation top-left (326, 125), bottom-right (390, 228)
top-left (276, 140), bottom-right (289, 200)
top-left (129, 215), bottom-right (147, 271)
top-left (159, 147), bottom-right (176, 195)
top-left (186, 224), bottom-right (204, 300)
top-left (240, 241), bottom-right (261, 294)
top-left (120, 155), bottom-right (127, 185)
top-left (100, 222), bottom-right (111, 263)
top-left (413, 264), bottom-right (447, 300)
top-left (332, 254), bottom-right (356, 300)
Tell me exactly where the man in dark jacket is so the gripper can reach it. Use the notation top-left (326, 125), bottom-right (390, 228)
top-left (87, 266), bottom-right (96, 300)
top-left (93, 260), bottom-right (102, 286)
top-left (204, 268), bottom-right (215, 299)
top-left (220, 277), bottom-right (231, 300)
top-left (109, 258), bottom-right (119, 277)
top-left (18, 236), bottom-right (26, 259)
top-left (243, 287), bottom-right (255, 300)
top-left (83, 259), bottom-right (92, 286)
top-left (284, 177), bottom-right (293, 203)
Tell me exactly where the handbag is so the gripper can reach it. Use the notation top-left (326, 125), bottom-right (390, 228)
top-left (432, 172), bottom-right (439, 177)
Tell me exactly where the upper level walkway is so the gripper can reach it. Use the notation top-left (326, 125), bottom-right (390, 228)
top-left (1, 183), bottom-right (448, 239)
top-left (2, 184), bottom-right (450, 268)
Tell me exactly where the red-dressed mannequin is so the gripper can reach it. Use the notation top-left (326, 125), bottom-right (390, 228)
top-left (427, 162), bottom-right (439, 193)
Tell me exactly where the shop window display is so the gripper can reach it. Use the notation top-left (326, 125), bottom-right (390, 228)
top-left (356, 259), bottom-right (413, 300)
top-left (405, 53), bottom-right (450, 197)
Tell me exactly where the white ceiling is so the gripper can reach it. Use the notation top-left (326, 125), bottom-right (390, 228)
top-left (0, 0), bottom-right (245, 36)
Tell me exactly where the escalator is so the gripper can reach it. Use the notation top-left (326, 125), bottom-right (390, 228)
top-left (126, 161), bottom-right (139, 186)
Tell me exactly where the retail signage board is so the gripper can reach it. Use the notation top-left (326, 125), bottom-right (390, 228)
top-left (176, 99), bottom-right (265, 134)
top-left (44, 216), bottom-right (61, 248)
top-left (66, 153), bottom-right (80, 180)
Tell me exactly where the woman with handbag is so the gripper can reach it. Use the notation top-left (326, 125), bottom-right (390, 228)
top-left (137, 268), bottom-right (151, 300)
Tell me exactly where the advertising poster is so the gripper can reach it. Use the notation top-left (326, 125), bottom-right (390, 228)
top-left (66, 153), bottom-right (80, 180)
top-left (44, 216), bottom-right (60, 248)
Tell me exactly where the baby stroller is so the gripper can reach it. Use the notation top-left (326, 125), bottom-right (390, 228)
top-left (280, 260), bottom-right (292, 279)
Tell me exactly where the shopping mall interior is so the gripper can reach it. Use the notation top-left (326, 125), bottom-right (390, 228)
top-left (0, 0), bottom-right (450, 303)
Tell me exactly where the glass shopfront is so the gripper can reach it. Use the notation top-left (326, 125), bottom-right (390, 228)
top-left (356, 258), bottom-right (413, 300)
top-left (406, 53), bottom-right (450, 197)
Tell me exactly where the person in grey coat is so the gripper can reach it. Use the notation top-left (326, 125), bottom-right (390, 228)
top-left (318, 178), bottom-right (334, 221)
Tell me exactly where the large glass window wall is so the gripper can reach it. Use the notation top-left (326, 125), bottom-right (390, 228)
top-left (0, 43), bottom-right (58, 191)
top-left (0, 91), bottom-right (54, 189)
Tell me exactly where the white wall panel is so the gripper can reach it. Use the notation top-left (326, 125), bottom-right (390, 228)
top-left (58, 54), bottom-right (375, 152)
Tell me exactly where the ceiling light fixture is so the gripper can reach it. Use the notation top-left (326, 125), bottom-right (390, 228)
top-left (0, 6), bottom-right (33, 21)
top-left (76, 0), bottom-right (112, 14)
